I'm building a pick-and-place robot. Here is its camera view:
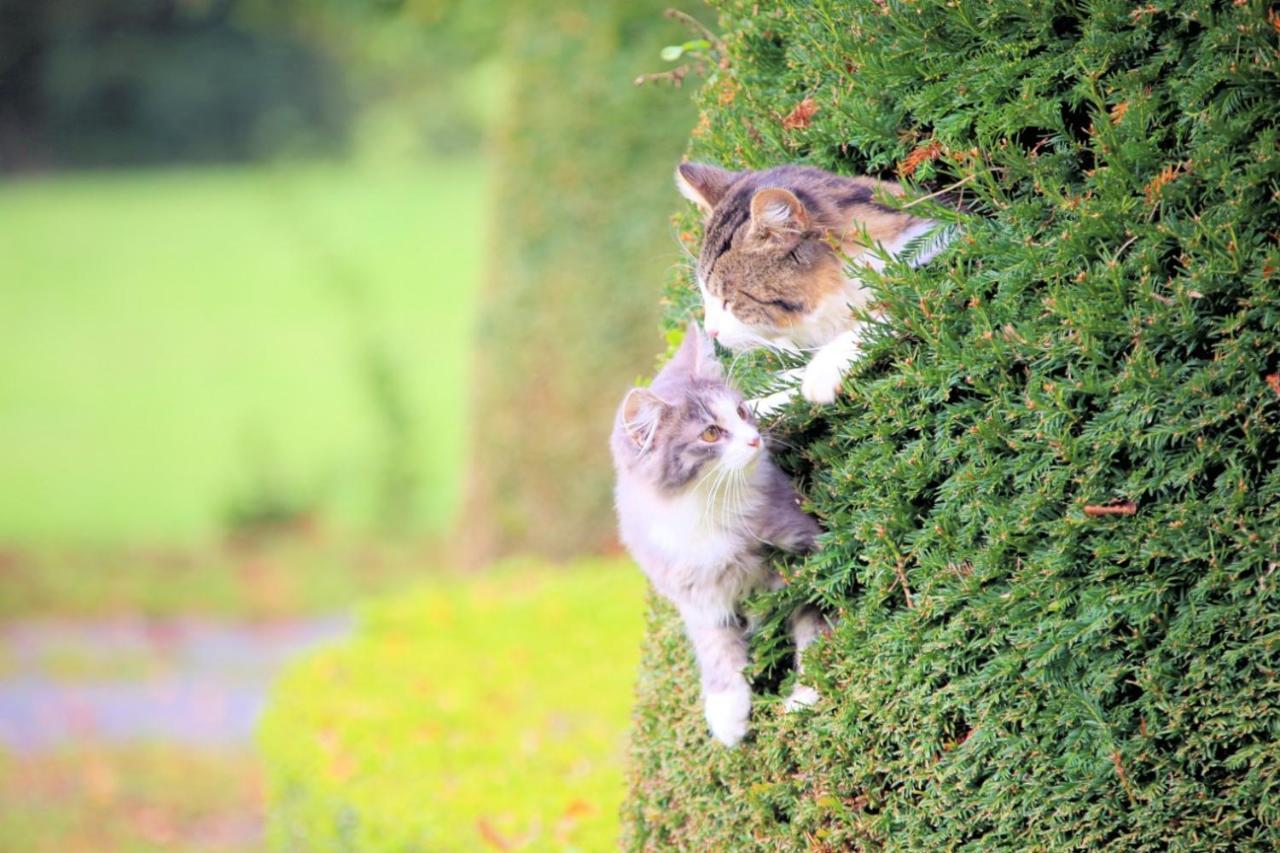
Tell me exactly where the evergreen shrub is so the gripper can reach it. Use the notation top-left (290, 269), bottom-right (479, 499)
top-left (625, 1), bottom-right (1280, 848)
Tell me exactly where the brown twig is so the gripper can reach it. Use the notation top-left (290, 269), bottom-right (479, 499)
top-left (900, 174), bottom-right (975, 209)
top-left (1111, 750), bottom-right (1137, 805)
top-left (1084, 501), bottom-right (1138, 517)
top-left (664, 8), bottom-right (726, 52)
top-left (634, 65), bottom-right (691, 87)
top-left (894, 558), bottom-right (915, 609)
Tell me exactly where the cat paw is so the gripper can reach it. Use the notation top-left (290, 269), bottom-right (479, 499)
top-left (800, 351), bottom-right (847, 404)
top-left (704, 688), bottom-right (751, 746)
top-left (782, 685), bottom-right (820, 712)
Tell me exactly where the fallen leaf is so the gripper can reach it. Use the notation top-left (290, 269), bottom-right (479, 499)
top-left (717, 80), bottom-right (737, 105)
top-left (563, 799), bottom-right (595, 819)
top-left (1084, 502), bottom-right (1138, 517)
top-left (477, 818), bottom-right (512, 850)
top-left (1144, 162), bottom-right (1185, 205)
top-left (782, 98), bottom-right (818, 130)
top-left (899, 140), bottom-right (943, 177)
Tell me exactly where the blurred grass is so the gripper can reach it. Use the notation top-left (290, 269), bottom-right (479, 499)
top-left (0, 539), bottom-right (437, 620)
top-left (259, 557), bottom-right (646, 850)
top-left (0, 746), bottom-right (264, 850)
top-left (0, 160), bottom-right (488, 547)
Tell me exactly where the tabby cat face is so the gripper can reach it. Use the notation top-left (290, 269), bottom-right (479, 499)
top-left (676, 162), bottom-right (915, 352)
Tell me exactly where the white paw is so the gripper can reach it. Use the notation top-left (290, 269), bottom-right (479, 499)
top-left (782, 684), bottom-right (820, 712)
top-left (704, 687), bottom-right (752, 746)
top-left (800, 351), bottom-right (849, 404)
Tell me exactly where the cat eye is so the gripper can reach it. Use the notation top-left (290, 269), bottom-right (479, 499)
top-left (700, 425), bottom-right (721, 442)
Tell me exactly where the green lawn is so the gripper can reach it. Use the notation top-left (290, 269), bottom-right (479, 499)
top-left (259, 558), bottom-right (647, 850)
top-left (0, 746), bottom-right (265, 851)
top-left (0, 161), bottom-right (488, 547)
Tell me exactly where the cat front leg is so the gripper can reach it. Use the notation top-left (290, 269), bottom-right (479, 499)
top-left (782, 605), bottom-right (831, 712)
top-left (755, 468), bottom-right (821, 553)
top-left (682, 611), bottom-right (752, 746)
top-left (758, 503), bottom-right (820, 554)
top-left (800, 328), bottom-right (864, 404)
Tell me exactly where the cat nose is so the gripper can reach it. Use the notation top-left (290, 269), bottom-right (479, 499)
top-left (707, 328), bottom-right (719, 339)
top-left (747, 435), bottom-right (761, 448)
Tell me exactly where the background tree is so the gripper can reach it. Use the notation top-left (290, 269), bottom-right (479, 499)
top-left (462, 1), bottom-right (707, 561)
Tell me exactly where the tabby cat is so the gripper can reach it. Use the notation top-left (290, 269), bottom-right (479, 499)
top-left (676, 162), bottom-right (951, 413)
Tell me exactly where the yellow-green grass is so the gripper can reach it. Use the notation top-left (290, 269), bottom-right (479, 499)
top-left (0, 161), bottom-right (487, 547)
top-left (0, 538), bottom-right (438, 620)
top-left (259, 558), bottom-right (647, 850)
top-left (0, 745), bottom-right (265, 851)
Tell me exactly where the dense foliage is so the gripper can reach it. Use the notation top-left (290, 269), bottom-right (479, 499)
top-left (464, 1), bottom-right (708, 560)
top-left (259, 559), bottom-right (645, 849)
top-left (0, 0), bottom-right (503, 170)
top-left (625, 0), bottom-right (1280, 848)
top-left (0, 0), bottom-right (347, 168)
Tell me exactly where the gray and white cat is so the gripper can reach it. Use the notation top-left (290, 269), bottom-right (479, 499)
top-left (611, 324), bottom-right (827, 746)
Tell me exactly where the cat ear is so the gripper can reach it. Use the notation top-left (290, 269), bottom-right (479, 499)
top-left (666, 323), bottom-right (723, 381)
top-left (688, 322), bottom-right (723, 381)
top-left (675, 162), bottom-right (738, 213)
top-left (621, 387), bottom-right (667, 451)
top-left (750, 187), bottom-right (809, 233)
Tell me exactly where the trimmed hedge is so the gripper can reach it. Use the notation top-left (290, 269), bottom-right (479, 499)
top-left (259, 559), bottom-right (645, 849)
top-left (625, 0), bottom-right (1280, 848)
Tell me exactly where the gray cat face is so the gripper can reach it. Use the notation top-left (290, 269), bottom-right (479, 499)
top-left (612, 326), bottom-right (763, 492)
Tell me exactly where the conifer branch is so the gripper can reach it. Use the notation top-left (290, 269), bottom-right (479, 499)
top-left (663, 8), bottom-right (726, 53)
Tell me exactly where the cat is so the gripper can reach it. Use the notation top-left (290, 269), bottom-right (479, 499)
top-left (675, 162), bottom-right (952, 414)
top-left (611, 323), bottom-right (828, 747)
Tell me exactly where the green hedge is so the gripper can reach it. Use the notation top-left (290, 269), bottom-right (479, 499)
top-left (625, 0), bottom-right (1280, 848)
top-left (259, 559), bottom-right (645, 849)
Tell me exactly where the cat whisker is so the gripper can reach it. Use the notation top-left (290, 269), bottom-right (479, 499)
top-left (729, 470), bottom-right (772, 546)
top-left (746, 334), bottom-right (792, 355)
top-left (669, 223), bottom-right (699, 265)
top-left (764, 435), bottom-right (805, 453)
top-left (702, 465), bottom-right (733, 529)
top-left (697, 467), bottom-right (721, 527)
top-left (721, 466), bottom-right (742, 532)
top-left (726, 349), bottom-right (753, 385)
top-left (725, 469), bottom-right (745, 525)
